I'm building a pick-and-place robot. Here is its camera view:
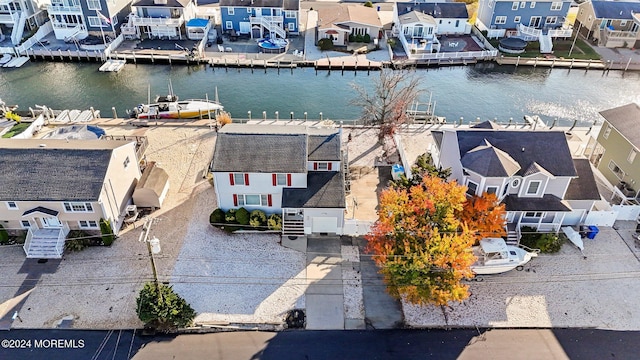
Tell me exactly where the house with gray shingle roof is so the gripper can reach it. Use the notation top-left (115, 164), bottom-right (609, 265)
top-left (576, 0), bottom-right (640, 48)
top-left (211, 124), bottom-right (346, 236)
top-left (431, 125), bottom-right (601, 242)
top-left (0, 139), bottom-right (141, 258)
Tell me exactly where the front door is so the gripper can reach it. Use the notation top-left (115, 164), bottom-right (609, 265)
top-left (529, 17), bottom-right (541, 28)
top-left (41, 217), bottom-right (63, 228)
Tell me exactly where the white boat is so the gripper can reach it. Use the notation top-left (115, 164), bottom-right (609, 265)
top-left (471, 238), bottom-right (538, 275)
top-left (130, 82), bottom-right (223, 120)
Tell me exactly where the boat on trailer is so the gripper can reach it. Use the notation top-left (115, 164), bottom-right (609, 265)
top-left (471, 237), bottom-right (538, 275)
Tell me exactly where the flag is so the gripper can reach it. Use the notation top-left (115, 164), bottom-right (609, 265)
top-left (97, 11), bottom-right (111, 25)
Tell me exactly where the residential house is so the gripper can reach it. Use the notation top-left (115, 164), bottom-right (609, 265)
top-left (48, 0), bottom-right (130, 41)
top-left (210, 124), bottom-right (346, 235)
top-left (0, 0), bottom-right (49, 46)
top-left (0, 139), bottom-right (141, 258)
top-left (392, 2), bottom-right (469, 55)
top-left (475, 0), bottom-right (572, 52)
top-left (128, 0), bottom-right (198, 40)
top-left (430, 123), bottom-right (600, 243)
top-left (585, 103), bottom-right (640, 205)
top-left (316, 4), bottom-right (382, 47)
top-left (575, 0), bottom-right (640, 48)
top-left (219, 0), bottom-right (299, 39)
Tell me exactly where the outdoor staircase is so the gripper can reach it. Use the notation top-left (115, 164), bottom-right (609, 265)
top-left (343, 149), bottom-right (351, 195)
top-left (254, 16), bottom-right (286, 39)
top-left (10, 11), bottom-right (26, 45)
top-left (539, 33), bottom-right (553, 54)
top-left (282, 219), bottom-right (305, 236)
top-left (506, 223), bottom-right (519, 245)
top-left (23, 228), bottom-right (67, 259)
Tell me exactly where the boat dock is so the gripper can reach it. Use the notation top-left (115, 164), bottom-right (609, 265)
top-left (2, 56), bottom-right (29, 68)
top-left (99, 59), bottom-right (126, 72)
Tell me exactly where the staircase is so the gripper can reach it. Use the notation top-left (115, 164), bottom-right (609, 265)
top-left (282, 218), bottom-right (305, 236)
top-left (506, 223), bottom-right (520, 245)
top-left (539, 33), bottom-right (553, 54)
top-left (342, 149), bottom-right (351, 195)
top-left (253, 16), bottom-right (286, 39)
top-left (10, 11), bottom-right (26, 45)
top-left (23, 228), bottom-right (68, 259)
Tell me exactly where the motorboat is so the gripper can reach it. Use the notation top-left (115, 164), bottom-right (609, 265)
top-left (470, 237), bottom-right (538, 275)
top-left (131, 95), bottom-right (223, 119)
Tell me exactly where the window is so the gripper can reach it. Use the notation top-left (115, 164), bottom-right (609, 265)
top-left (288, 22), bottom-right (295, 31)
top-left (455, 20), bottom-right (460, 27)
top-left (628, 149), bottom-right (637, 164)
top-left (225, 21), bottom-right (233, 30)
top-left (21, 220), bottom-right (31, 228)
top-left (620, 20), bottom-right (627, 27)
top-left (247, 8), bottom-right (251, 13)
top-left (63, 202), bottom-right (94, 213)
top-left (512, 2), bottom-right (519, 10)
top-left (88, 17), bottom-right (106, 27)
top-left (6, 201), bottom-right (18, 210)
top-left (550, 2), bottom-right (562, 11)
top-left (314, 162), bottom-right (332, 171)
top-left (609, 160), bottom-right (625, 180)
top-left (603, 125), bottom-right (611, 139)
top-left (514, 16), bottom-right (521, 23)
top-left (276, 174), bottom-right (287, 185)
top-left (511, 178), bottom-right (521, 188)
top-left (520, 1), bottom-right (525, 8)
top-left (486, 186), bottom-right (499, 195)
top-left (526, 181), bottom-right (541, 195)
top-left (123, 156), bottom-right (130, 168)
top-left (227, 8), bottom-right (234, 15)
top-left (530, 1), bottom-right (536, 8)
top-left (495, 16), bottom-right (507, 25)
top-left (79, 220), bottom-right (98, 229)
top-left (439, 19), bottom-right (443, 24)
top-left (285, 10), bottom-right (296, 18)
top-left (235, 194), bottom-right (272, 207)
top-left (524, 212), bottom-right (543, 218)
top-left (230, 173), bottom-right (249, 186)
top-left (466, 181), bottom-right (478, 196)
top-left (545, 16), bottom-right (557, 25)
top-left (86, 0), bottom-right (100, 10)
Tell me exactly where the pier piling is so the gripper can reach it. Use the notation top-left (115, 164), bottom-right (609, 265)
top-left (112, 107), bottom-right (118, 119)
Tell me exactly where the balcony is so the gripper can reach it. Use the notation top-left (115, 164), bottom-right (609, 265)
top-left (0, 11), bottom-right (19, 25)
top-left (601, 27), bottom-right (638, 47)
top-left (47, 5), bottom-right (83, 14)
top-left (131, 14), bottom-right (184, 27)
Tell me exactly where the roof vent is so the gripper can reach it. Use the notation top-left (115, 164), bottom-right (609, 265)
top-left (39, 144), bottom-right (47, 148)
top-left (521, 147), bottom-right (525, 152)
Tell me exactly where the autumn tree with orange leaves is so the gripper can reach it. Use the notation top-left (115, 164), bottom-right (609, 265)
top-left (365, 175), bottom-right (478, 306)
top-left (457, 193), bottom-right (507, 244)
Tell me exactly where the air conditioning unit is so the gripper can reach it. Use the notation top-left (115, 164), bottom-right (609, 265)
top-left (126, 205), bottom-right (138, 217)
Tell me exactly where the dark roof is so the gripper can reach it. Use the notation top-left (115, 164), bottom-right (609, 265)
top-left (503, 195), bottom-right (571, 212)
top-left (22, 206), bottom-right (59, 217)
top-left (131, 0), bottom-right (190, 7)
top-left (599, 103), bottom-right (640, 149)
top-left (0, 148), bottom-right (111, 201)
top-left (472, 120), bottom-right (502, 130)
top-left (282, 172), bottom-right (345, 208)
top-left (456, 130), bottom-right (577, 177)
top-left (211, 133), bottom-right (307, 173)
top-left (308, 133), bottom-right (341, 161)
top-left (565, 159), bottom-right (602, 201)
top-left (396, 2), bottom-right (468, 19)
top-left (461, 140), bottom-right (521, 177)
top-left (592, 1), bottom-right (640, 20)
top-left (219, 0), bottom-right (299, 10)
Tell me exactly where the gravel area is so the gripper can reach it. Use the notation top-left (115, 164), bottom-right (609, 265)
top-left (342, 246), bottom-right (364, 320)
top-left (403, 226), bottom-right (640, 330)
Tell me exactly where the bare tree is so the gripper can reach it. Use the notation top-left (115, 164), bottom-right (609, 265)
top-left (350, 67), bottom-right (423, 142)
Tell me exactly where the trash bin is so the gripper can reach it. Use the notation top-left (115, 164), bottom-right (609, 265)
top-left (586, 225), bottom-right (599, 240)
top-left (391, 164), bottom-right (405, 180)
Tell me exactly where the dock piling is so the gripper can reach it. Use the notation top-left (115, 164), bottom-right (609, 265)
top-left (625, 57), bottom-right (632, 72)
top-left (112, 107), bottom-right (118, 119)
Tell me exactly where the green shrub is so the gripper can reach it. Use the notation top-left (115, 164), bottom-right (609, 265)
top-left (537, 233), bottom-right (563, 253)
top-left (0, 224), bottom-right (9, 244)
top-left (349, 34), bottom-right (356, 43)
top-left (225, 209), bottom-right (237, 223)
top-left (364, 1), bottom-right (373, 7)
top-left (136, 282), bottom-right (196, 330)
top-left (318, 38), bottom-right (334, 51)
top-left (235, 207), bottom-right (250, 225)
top-left (99, 218), bottom-right (115, 246)
top-left (65, 238), bottom-right (93, 252)
top-left (268, 214), bottom-right (282, 231)
top-left (363, 33), bottom-right (371, 43)
top-left (250, 209), bottom-right (267, 228)
top-left (210, 208), bottom-right (226, 224)
top-left (518, 226), bottom-right (539, 249)
top-left (355, 34), bottom-right (364, 43)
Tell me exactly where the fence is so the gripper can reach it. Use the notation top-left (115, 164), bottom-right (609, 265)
top-left (15, 21), bottom-right (53, 55)
top-left (104, 33), bottom-right (124, 59)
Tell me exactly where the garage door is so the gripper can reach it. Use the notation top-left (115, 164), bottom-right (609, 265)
top-left (312, 217), bottom-right (337, 233)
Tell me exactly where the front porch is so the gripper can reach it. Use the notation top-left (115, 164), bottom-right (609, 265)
top-left (23, 225), bottom-right (70, 259)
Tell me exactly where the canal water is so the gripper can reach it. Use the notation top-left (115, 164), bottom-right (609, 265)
top-left (1, 62), bottom-right (639, 125)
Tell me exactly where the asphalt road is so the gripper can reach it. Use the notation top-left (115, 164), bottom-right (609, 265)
top-left (1, 328), bottom-right (640, 360)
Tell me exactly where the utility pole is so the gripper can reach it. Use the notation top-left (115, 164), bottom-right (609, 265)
top-left (569, 21), bottom-right (582, 57)
top-left (139, 217), bottom-right (163, 302)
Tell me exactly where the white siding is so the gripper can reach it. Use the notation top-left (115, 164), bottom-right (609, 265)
top-left (436, 17), bottom-right (468, 35)
top-left (213, 171), bottom-right (306, 211)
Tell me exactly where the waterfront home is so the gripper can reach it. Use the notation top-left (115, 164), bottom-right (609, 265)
top-left (316, 4), bottom-right (382, 47)
top-left (0, 139), bottom-right (141, 258)
top-left (475, 0), bottom-right (573, 52)
top-left (219, 0), bottom-right (299, 40)
top-left (0, 0), bottom-right (48, 46)
top-left (585, 103), bottom-right (640, 205)
top-left (210, 124), bottom-right (346, 236)
top-left (48, 0), bottom-right (129, 41)
top-left (128, 0), bottom-right (198, 40)
top-left (575, 0), bottom-right (640, 48)
top-left (430, 122), bottom-right (600, 242)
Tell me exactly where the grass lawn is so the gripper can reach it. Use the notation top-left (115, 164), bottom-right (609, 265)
top-left (1, 122), bottom-right (30, 138)
top-left (492, 37), bottom-right (601, 60)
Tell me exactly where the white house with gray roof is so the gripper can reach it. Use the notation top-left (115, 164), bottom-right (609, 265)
top-left (431, 122), bottom-right (601, 243)
top-left (0, 139), bottom-right (141, 258)
top-left (210, 124), bottom-right (346, 236)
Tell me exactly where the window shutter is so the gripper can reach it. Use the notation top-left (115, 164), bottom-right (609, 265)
top-left (267, 194), bottom-right (272, 207)
top-left (328, 162), bottom-right (332, 171)
top-left (244, 173), bottom-right (250, 185)
top-left (229, 173), bottom-right (235, 186)
top-left (313, 162), bottom-right (318, 170)
top-left (233, 194), bottom-right (238, 206)
top-left (272, 174), bottom-right (277, 186)
top-left (287, 173), bottom-right (292, 186)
